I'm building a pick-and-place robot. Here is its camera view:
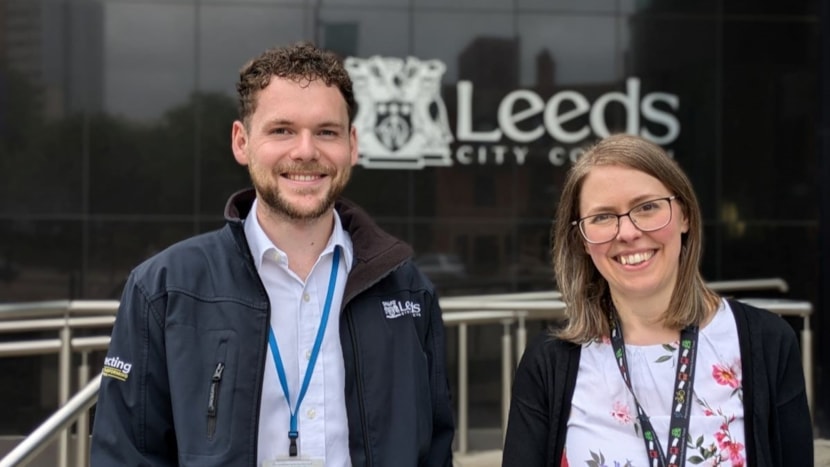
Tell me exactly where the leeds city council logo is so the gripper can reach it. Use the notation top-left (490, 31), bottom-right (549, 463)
top-left (345, 56), bottom-right (453, 169)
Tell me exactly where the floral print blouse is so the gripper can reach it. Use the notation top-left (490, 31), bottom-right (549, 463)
top-left (565, 299), bottom-right (746, 467)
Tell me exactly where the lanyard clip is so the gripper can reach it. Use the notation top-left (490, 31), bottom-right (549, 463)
top-left (288, 430), bottom-right (298, 457)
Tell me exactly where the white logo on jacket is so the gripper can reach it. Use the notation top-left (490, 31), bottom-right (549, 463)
top-left (382, 300), bottom-right (422, 319)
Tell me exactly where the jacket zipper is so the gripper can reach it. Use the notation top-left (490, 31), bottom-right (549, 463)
top-left (347, 313), bottom-right (372, 467)
top-left (207, 361), bottom-right (226, 440)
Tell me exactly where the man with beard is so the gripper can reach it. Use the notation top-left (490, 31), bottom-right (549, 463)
top-left (90, 42), bottom-right (455, 467)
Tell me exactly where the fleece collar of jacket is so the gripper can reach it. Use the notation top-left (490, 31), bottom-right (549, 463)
top-left (223, 188), bottom-right (414, 302)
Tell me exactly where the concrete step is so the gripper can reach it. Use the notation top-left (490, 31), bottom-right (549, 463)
top-left (454, 439), bottom-right (830, 467)
top-left (454, 449), bottom-right (501, 467)
top-left (3, 434), bottom-right (829, 466)
top-left (817, 439), bottom-right (830, 467)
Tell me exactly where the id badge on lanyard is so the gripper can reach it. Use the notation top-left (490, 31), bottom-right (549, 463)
top-left (261, 458), bottom-right (324, 467)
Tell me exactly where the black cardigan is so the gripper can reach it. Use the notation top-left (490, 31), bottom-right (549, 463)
top-left (502, 299), bottom-right (814, 467)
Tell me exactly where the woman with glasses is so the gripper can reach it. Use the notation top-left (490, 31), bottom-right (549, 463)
top-left (502, 134), bottom-right (812, 467)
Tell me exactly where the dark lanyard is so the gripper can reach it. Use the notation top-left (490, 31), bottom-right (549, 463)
top-left (609, 315), bottom-right (699, 467)
top-left (267, 246), bottom-right (341, 457)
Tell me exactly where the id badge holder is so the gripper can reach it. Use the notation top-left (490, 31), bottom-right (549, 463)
top-left (262, 458), bottom-right (324, 467)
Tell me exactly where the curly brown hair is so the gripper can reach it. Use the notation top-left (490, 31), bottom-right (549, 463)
top-left (236, 42), bottom-right (356, 126)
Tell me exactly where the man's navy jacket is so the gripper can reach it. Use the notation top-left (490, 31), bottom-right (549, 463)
top-left (91, 189), bottom-right (455, 466)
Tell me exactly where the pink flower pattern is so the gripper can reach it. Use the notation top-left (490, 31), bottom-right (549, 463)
top-left (591, 358), bottom-right (746, 466)
top-left (576, 309), bottom-right (746, 466)
top-left (689, 371), bottom-right (746, 466)
top-left (610, 400), bottom-right (633, 425)
top-left (711, 359), bottom-right (741, 389)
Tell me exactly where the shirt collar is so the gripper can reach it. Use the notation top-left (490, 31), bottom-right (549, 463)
top-left (244, 197), bottom-right (353, 272)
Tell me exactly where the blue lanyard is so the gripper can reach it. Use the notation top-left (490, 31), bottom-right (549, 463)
top-left (267, 246), bottom-right (341, 457)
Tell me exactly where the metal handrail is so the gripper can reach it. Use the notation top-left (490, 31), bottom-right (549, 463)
top-left (708, 277), bottom-right (789, 293)
top-left (0, 300), bottom-right (120, 320)
top-left (441, 277), bottom-right (790, 303)
top-left (439, 277), bottom-right (789, 303)
top-left (0, 301), bottom-right (117, 467)
top-left (0, 376), bottom-right (101, 467)
top-left (0, 277), bottom-right (809, 463)
top-left (441, 301), bottom-right (567, 453)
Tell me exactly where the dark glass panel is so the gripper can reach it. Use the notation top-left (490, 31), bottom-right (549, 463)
top-left (627, 0), bottom-right (719, 15)
top-left (627, 13), bottom-right (719, 218)
top-left (700, 223), bottom-right (721, 282)
top-left (519, 14), bottom-right (619, 87)
top-left (320, 8), bottom-right (410, 57)
top-left (198, 217), bottom-right (228, 235)
top-left (718, 224), bottom-right (819, 306)
top-left (188, 0), bottom-right (301, 4)
top-left (323, 0), bottom-right (408, 6)
top-left (723, 0), bottom-right (819, 16)
top-left (0, 113), bottom-right (85, 215)
top-left (413, 11), bottom-right (512, 85)
top-left (197, 5), bottom-right (307, 216)
top-left (86, 113), bottom-right (194, 215)
top-left (518, 0), bottom-right (723, 14)
top-left (414, 0), bottom-right (512, 10)
top-left (405, 219), bottom-right (552, 297)
top-left (103, 3), bottom-right (195, 121)
top-left (88, 2), bottom-right (198, 215)
top-left (518, 0), bottom-right (626, 14)
top-left (0, 220), bottom-right (81, 302)
top-left (721, 19), bottom-right (820, 220)
top-left (343, 167), bottom-right (437, 219)
top-left (86, 220), bottom-right (197, 299)
top-left (0, 355), bottom-right (57, 435)
top-left (190, 92), bottom-right (245, 217)
top-left (198, 4), bottom-right (305, 94)
top-left (0, 0), bottom-right (105, 215)
top-left (508, 220), bottom-right (556, 292)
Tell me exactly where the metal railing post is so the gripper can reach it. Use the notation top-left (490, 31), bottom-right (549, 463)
top-left (802, 315), bottom-right (813, 420)
top-left (501, 319), bottom-right (513, 440)
top-left (515, 313), bottom-right (526, 365)
top-left (457, 323), bottom-right (468, 454)
top-left (76, 352), bottom-right (91, 467)
top-left (58, 316), bottom-right (71, 467)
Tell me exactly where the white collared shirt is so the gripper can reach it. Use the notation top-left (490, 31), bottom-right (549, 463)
top-left (246, 199), bottom-right (353, 466)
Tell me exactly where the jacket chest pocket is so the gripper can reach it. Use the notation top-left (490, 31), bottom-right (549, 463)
top-left (167, 328), bottom-right (239, 458)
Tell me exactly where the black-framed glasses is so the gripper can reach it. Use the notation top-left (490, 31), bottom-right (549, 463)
top-left (572, 196), bottom-right (678, 244)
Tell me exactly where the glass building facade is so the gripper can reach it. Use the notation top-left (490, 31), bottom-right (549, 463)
top-left (1, 0), bottom-right (828, 441)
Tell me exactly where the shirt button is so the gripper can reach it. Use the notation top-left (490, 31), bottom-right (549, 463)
top-left (271, 251), bottom-right (282, 262)
top-left (305, 350), bottom-right (311, 361)
top-left (303, 293), bottom-right (310, 302)
top-left (306, 408), bottom-right (316, 419)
